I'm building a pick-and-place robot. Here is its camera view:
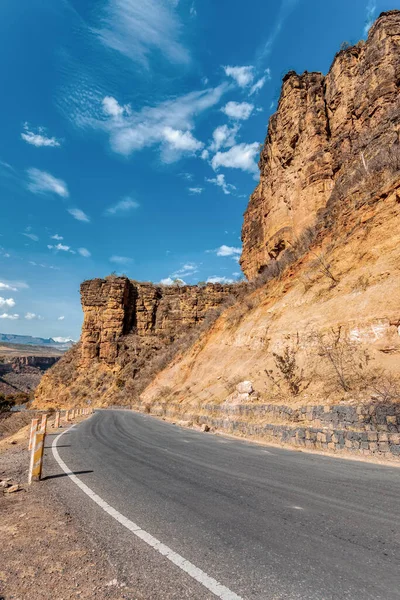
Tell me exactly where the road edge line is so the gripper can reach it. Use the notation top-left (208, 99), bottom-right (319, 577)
top-left (51, 425), bottom-right (243, 600)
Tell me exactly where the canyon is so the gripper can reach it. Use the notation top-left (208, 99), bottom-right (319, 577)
top-left (35, 11), bottom-right (400, 459)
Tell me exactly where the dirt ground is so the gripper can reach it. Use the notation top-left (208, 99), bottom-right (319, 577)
top-left (0, 417), bottom-right (137, 600)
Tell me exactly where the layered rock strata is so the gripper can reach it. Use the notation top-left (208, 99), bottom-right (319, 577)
top-left (80, 278), bottom-right (238, 365)
top-left (241, 10), bottom-right (400, 279)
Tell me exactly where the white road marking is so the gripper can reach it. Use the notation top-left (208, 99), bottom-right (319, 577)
top-left (52, 426), bottom-right (243, 600)
top-left (291, 506), bottom-right (304, 510)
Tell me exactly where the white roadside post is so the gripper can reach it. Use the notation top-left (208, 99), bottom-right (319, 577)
top-left (28, 430), bottom-right (45, 484)
top-left (40, 414), bottom-right (48, 433)
top-left (65, 409), bottom-right (70, 421)
top-left (54, 412), bottom-right (60, 428)
top-left (28, 418), bottom-right (39, 451)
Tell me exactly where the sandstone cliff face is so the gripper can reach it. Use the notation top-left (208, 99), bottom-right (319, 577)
top-left (241, 10), bottom-right (400, 279)
top-left (80, 278), bottom-right (238, 365)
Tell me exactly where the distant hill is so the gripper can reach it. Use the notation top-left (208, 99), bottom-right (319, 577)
top-left (0, 333), bottom-right (75, 351)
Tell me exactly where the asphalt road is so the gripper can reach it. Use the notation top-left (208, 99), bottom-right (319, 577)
top-left (44, 410), bottom-right (400, 600)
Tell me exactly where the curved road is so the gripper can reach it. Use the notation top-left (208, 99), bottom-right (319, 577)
top-left (44, 410), bottom-right (400, 599)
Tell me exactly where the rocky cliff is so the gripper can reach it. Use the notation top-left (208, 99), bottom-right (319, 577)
top-left (241, 10), bottom-right (400, 279)
top-left (80, 277), bottom-right (238, 365)
top-left (35, 12), bottom-right (400, 458)
top-left (35, 279), bottom-right (239, 407)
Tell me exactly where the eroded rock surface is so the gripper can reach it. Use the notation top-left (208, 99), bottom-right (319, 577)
top-left (80, 278), bottom-right (238, 365)
top-left (241, 10), bottom-right (400, 279)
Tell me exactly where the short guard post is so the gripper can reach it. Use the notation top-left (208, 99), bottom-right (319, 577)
top-left (28, 431), bottom-right (45, 484)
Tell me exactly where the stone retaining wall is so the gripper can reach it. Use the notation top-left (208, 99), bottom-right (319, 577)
top-left (132, 401), bottom-right (400, 460)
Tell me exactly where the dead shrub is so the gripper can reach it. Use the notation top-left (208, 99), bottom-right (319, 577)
top-left (315, 327), bottom-right (372, 393)
top-left (370, 371), bottom-right (400, 402)
top-left (265, 337), bottom-right (311, 397)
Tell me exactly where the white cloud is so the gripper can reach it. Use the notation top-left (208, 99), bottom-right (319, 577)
top-left (0, 297), bottom-right (15, 308)
top-left (102, 96), bottom-right (131, 118)
top-left (51, 234), bottom-right (63, 240)
top-left (211, 142), bottom-right (260, 175)
top-left (206, 174), bottom-right (236, 195)
top-left (78, 248), bottom-right (91, 258)
top-left (25, 312), bottom-right (44, 320)
top-left (95, 0), bottom-right (189, 67)
top-left (207, 276), bottom-right (234, 284)
top-left (0, 313), bottom-right (19, 320)
top-left (190, 2), bottom-right (197, 17)
top-left (221, 101), bottom-right (254, 120)
top-left (110, 255), bottom-right (132, 264)
top-left (209, 124), bottom-right (239, 152)
top-left (364, 1), bottom-right (377, 36)
top-left (22, 232), bottom-right (39, 242)
top-left (223, 66), bottom-right (254, 88)
top-left (47, 243), bottom-right (72, 252)
top-left (21, 123), bottom-right (61, 148)
top-left (68, 208), bottom-right (90, 222)
top-left (105, 196), bottom-right (140, 216)
top-left (160, 277), bottom-right (174, 285)
top-left (58, 315), bottom-right (65, 321)
top-left (201, 149), bottom-right (210, 161)
top-left (160, 277), bottom-right (186, 286)
top-left (26, 168), bottom-right (69, 198)
top-left (216, 245), bottom-right (241, 257)
top-left (161, 126), bottom-right (204, 159)
top-left (89, 85), bottom-right (228, 162)
top-left (188, 187), bottom-right (203, 195)
top-left (53, 336), bottom-right (75, 343)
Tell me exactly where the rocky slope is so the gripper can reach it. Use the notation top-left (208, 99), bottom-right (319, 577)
top-left (35, 12), bottom-right (400, 458)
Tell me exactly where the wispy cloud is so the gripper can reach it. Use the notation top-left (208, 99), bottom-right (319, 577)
top-left (95, 0), bottom-right (189, 67)
top-left (22, 232), bottom-right (39, 242)
top-left (58, 315), bottom-right (65, 321)
top-left (68, 208), bottom-right (90, 222)
top-left (110, 255), bottom-right (132, 264)
top-left (172, 263), bottom-right (198, 278)
top-left (258, 0), bottom-right (300, 60)
top-left (211, 142), bottom-right (260, 175)
top-left (51, 234), bottom-right (63, 241)
top-left (188, 187), bottom-right (203, 195)
top-left (206, 174), bottom-right (236, 195)
top-left (0, 313), bottom-right (19, 320)
top-left (105, 196), bottom-right (140, 216)
top-left (364, 1), bottom-right (377, 36)
top-left (78, 247), bottom-right (91, 258)
top-left (221, 101), bottom-right (254, 120)
top-left (0, 280), bottom-right (28, 292)
top-left (21, 123), bottom-right (61, 148)
top-left (249, 69), bottom-right (271, 95)
top-left (75, 85), bottom-right (228, 163)
top-left (26, 168), bottom-right (69, 198)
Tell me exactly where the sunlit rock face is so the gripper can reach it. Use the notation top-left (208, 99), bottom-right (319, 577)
top-left (241, 10), bottom-right (400, 280)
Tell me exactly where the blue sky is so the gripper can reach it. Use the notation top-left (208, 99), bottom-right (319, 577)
top-left (0, 0), bottom-right (393, 340)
